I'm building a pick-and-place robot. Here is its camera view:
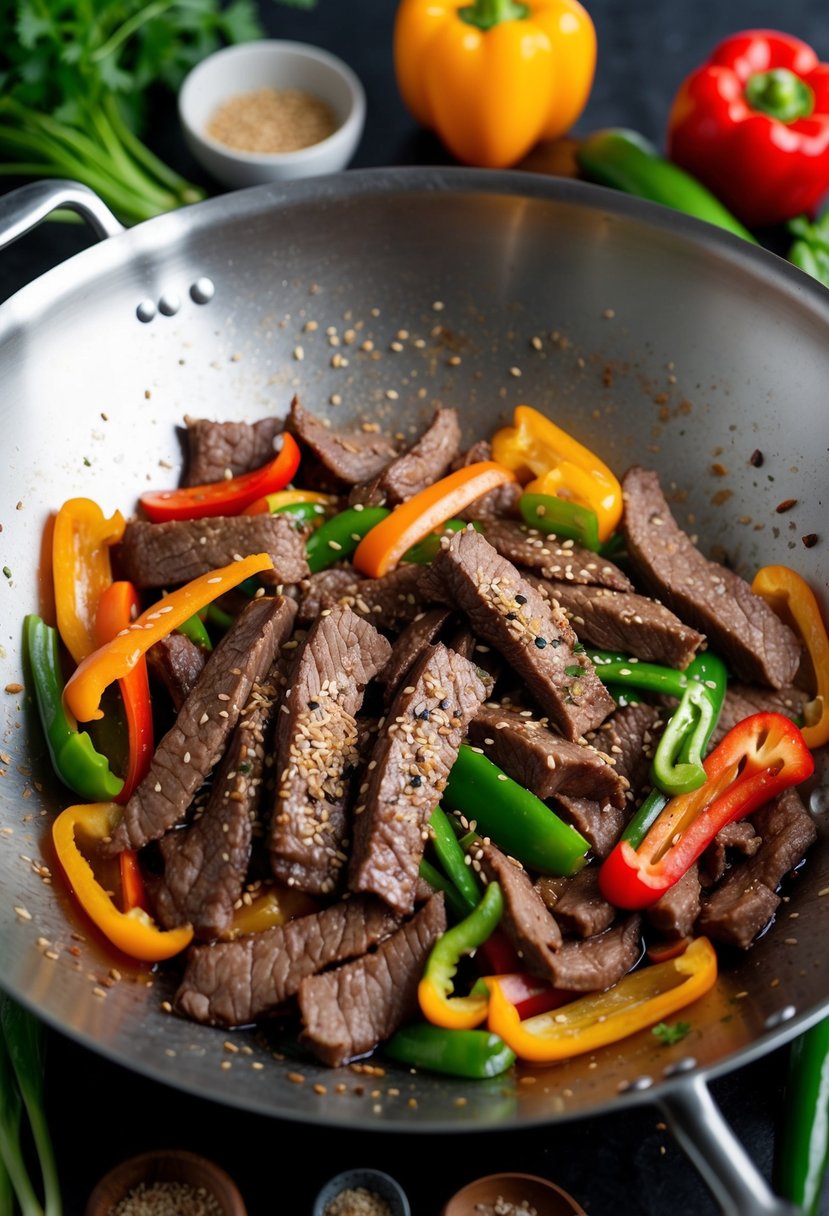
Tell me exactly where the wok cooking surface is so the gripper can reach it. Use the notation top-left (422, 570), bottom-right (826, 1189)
top-left (0, 169), bottom-right (827, 1132)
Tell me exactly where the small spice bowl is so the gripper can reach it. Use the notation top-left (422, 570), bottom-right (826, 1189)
top-left (178, 39), bottom-right (366, 188)
top-left (441, 1172), bottom-right (587, 1216)
top-left (84, 1149), bottom-right (247, 1216)
top-left (313, 1167), bottom-right (411, 1216)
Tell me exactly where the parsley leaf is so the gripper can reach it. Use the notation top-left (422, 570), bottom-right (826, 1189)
top-left (651, 1020), bottom-right (692, 1046)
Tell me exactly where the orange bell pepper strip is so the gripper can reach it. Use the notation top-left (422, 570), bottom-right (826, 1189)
top-left (484, 936), bottom-right (717, 1062)
top-left (63, 552), bottom-right (274, 722)
top-left (752, 565), bottom-right (829, 749)
top-left (52, 497), bottom-right (125, 664)
top-left (52, 802), bottom-right (193, 962)
top-left (242, 488), bottom-right (336, 516)
top-left (352, 462), bottom-right (516, 578)
top-left (491, 405), bottom-right (622, 542)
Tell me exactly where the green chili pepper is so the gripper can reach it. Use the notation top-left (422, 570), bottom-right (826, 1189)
top-left (519, 492), bottom-right (600, 551)
top-left (205, 603), bottom-right (235, 633)
top-left (176, 612), bottom-right (213, 651)
top-left (443, 745), bottom-right (589, 876)
top-left (418, 858), bottom-right (469, 921)
top-left (621, 788), bottom-right (670, 851)
top-left (383, 1022), bottom-right (516, 1079)
top-left (776, 1018), bottom-right (829, 1216)
top-left (25, 614), bottom-right (124, 802)
top-left (419, 882), bottom-right (504, 1028)
top-left (305, 506), bottom-right (390, 574)
top-left (402, 519), bottom-right (480, 565)
top-left (428, 806), bottom-right (482, 912)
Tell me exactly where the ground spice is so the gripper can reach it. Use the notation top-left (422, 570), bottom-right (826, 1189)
top-left (109, 1180), bottom-right (224, 1216)
top-left (323, 1186), bottom-right (393, 1216)
top-left (206, 87), bottom-right (337, 154)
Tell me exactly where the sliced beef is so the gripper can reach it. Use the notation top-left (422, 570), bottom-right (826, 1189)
top-left (452, 439), bottom-right (493, 471)
top-left (621, 467), bottom-right (801, 688)
top-left (647, 867), bottom-right (701, 941)
top-left (534, 869), bottom-right (615, 939)
top-left (700, 820), bottom-right (760, 887)
top-left (476, 842), bottom-right (563, 968)
top-left (154, 669), bottom-right (279, 939)
top-left (287, 397), bottom-right (399, 486)
top-left (270, 606), bottom-right (392, 896)
top-left (379, 609), bottom-right (453, 705)
top-left (542, 915), bottom-right (642, 992)
top-left (339, 564), bottom-right (440, 631)
top-left (349, 643), bottom-right (488, 914)
top-left (118, 515), bottom-right (308, 589)
top-left (588, 703), bottom-right (661, 806)
top-left (174, 895), bottom-right (399, 1027)
top-left (481, 520), bottom-right (633, 592)
top-left (295, 566), bottom-right (359, 626)
top-left (454, 443), bottom-right (523, 521)
top-left (298, 893), bottom-right (447, 1067)
top-left (181, 416), bottom-right (281, 486)
top-left (697, 789), bottom-right (817, 948)
top-left (710, 684), bottom-right (806, 747)
top-left (426, 529), bottom-right (614, 741)
top-left (543, 581), bottom-right (703, 669)
top-left (551, 795), bottom-right (625, 860)
top-left (349, 407), bottom-right (461, 507)
top-left (107, 596), bottom-right (297, 854)
top-left (467, 705), bottom-right (625, 808)
top-left (146, 632), bottom-right (207, 712)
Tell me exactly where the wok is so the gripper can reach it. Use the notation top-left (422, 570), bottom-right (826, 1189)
top-left (0, 170), bottom-right (827, 1216)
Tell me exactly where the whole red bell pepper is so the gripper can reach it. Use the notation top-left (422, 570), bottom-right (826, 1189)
top-left (667, 30), bottom-right (829, 228)
top-left (599, 712), bottom-right (814, 909)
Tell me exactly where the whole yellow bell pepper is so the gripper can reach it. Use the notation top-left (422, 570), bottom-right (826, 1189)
top-left (393, 0), bottom-right (597, 168)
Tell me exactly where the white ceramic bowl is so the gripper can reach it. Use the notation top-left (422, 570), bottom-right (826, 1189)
top-left (178, 40), bottom-right (366, 187)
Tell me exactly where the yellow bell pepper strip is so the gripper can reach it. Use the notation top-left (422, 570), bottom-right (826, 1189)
top-left (418, 882), bottom-right (504, 1030)
top-left (225, 883), bottom-right (318, 939)
top-left (52, 497), bottom-right (125, 665)
top-left (752, 565), bottom-right (829, 749)
top-left (242, 488), bottom-right (336, 516)
top-left (52, 802), bottom-right (193, 962)
top-left (393, 0), bottom-right (596, 169)
top-left (352, 462), bottom-right (516, 579)
top-left (139, 432), bottom-right (301, 522)
top-left (95, 581), bottom-right (153, 804)
top-left (484, 936), bottom-right (718, 1062)
top-left (492, 405), bottom-right (622, 542)
top-left (63, 552), bottom-right (274, 722)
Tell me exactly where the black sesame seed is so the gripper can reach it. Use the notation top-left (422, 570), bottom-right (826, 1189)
top-left (515, 594), bottom-right (527, 604)
top-left (307, 700), bottom-right (320, 710)
top-left (439, 697), bottom-right (450, 709)
top-left (417, 709), bottom-right (431, 720)
top-left (534, 636), bottom-right (547, 649)
top-left (410, 774), bottom-right (423, 788)
top-left (506, 611), bottom-right (518, 620)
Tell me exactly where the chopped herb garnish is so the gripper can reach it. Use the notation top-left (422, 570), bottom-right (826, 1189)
top-left (83, 457), bottom-right (92, 467)
top-left (2, 567), bottom-right (11, 580)
top-left (565, 664), bottom-right (583, 677)
top-left (652, 1020), bottom-right (692, 1046)
top-left (573, 641), bottom-right (586, 653)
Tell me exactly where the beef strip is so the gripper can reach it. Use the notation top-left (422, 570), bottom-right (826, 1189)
top-left (270, 606), bottom-right (392, 896)
top-left (287, 397), bottom-right (399, 486)
top-left (174, 895), bottom-right (399, 1027)
top-left (647, 866), bottom-right (702, 940)
top-left (348, 643), bottom-right (488, 914)
top-left (550, 795), bottom-right (626, 859)
top-left (542, 915), bottom-right (642, 992)
top-left (338, 564), bottom-right (440, 631)
top-left (588, 703), bottom-right (662, 807)
top-left (106, 596), bottom-right (297, 854)
top-left (181, 416), bottom-right (282, 486)
top-left (467, 705), bottom-right (626, 808)
top-left (621, 467), bottom-right (801, 687)
top-left (154, 668), bottom-right (279, 939)
top-left (699, 820), bottom-right (760, 887)
top-left (476, 842), bottom-right (563, 967)
top-left (697, 789), bottom-right (817, 948)
top-left (146, 632), bottom-right (207, 712)
top-left (379, 609), bottom-right (454, 705)
top-left (481, 520), bottom-right (633, 592)
top-left (349, 407), bottom-right (461, 507)
top-left (295, 566), bottom-right (360, 626)
top-left (542, 581), bottom-right (703, 669)
top-left (298, 893), bottom-right (447, 1067)
top-left (710, 684), bottom-right (806, 747)
top-left (118, 515), bottom-right (308, 589)
top-left (426, 529), bottom-right (615, 741)
top-left (535, 869), bottom-right (615, 939)
top-left (453, 442), bottom-right (524, 521)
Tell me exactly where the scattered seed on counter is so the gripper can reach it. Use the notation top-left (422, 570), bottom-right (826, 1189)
top-left (776, 499), bottom-right (798, 513)
top-left (749, 449), bottom-right (764, 467)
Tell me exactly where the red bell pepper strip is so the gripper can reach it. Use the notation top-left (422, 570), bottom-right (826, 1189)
top-left (95, 581), bottom-right (154, 804)
top-left (139, 432), bottom-right (301, 522)
top-left (667, 31), bottom-right (829, 228)
top-left (118, 849), bottom-right (149, 914)
top-left (599, 712), bottom-right (815, 910)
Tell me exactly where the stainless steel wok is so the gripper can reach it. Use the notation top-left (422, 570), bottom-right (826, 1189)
top-left (0, 170), bottom-right (827, 1216)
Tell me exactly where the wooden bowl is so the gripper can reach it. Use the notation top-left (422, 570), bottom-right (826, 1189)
top-left (441, 1172), bottom-right (587, 1216)
top-left (84, 1149), bottom-right (247, 1216)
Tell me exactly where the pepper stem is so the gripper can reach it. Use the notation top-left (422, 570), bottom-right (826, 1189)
top-left (744, 68), bottom-right (814, 123)
top-left (459, 0), bottom-right (529, 32)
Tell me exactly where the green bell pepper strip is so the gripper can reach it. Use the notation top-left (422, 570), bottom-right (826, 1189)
top-left (598, 532), bottom-right (627, 561)
top-left (519, 492), bottom-right (600, 551)
top-left (605, 684), bottom-right (643, 707)
top-left (205, 602), bottom-right (235, 634)
top-left (273, 501), bottom-right (328, 528)
top-left (418, 858), bottom-right (469, 920)
top-left (401, 519), bottom-right (480, 565)
top-left (621, 788), bottom-right (670, 852)
top-left (776, 1018), bottom-right (829, 1216)
top-left (176, 612), bottom-right (213, 651)
top-left (418, 882), bottom-right (504, 1029)
top-left (429, 806), bottom-right (482, 912)
top-left (25, 614), bottom-right (124, 802)
top-left (383, 1022), bottom-right (516, 1079)
top-left (305, 506), bottom-right (390, 574)
top-left (443, 745), bottom-right (589, 876)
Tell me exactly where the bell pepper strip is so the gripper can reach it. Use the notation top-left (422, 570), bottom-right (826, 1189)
top-left (599, 712), bottom-right (815, 910)
top-left (401, 519), bottom-right (480, 566)
top-left (176, 612), bottom-right (213, 651)
top-left (52, 497), bottom-right (126, 665)
top-left (352, 462), bottom-right (517, 579)
top-left (428, 806), bottom-right (482, 913)
top-left (775, 1017), bottom-right (829, 1216)
top-left (119, 849), bottom-right (149, 914)
top-left (605, 684), bottom-right (643, 708)
top-left (471, 972), bottom-right (567, 1020)
top-left (52, 802), bottom-right (193, 962)
top-left (418, 858), bottom-right (471, 921)
top-left (24, 615), bottom-right (124, 802)
top-left (491, 406), bottom-right (621, 542)
top-left (242, 488), bottom-right (335, 516)
top-left (475, 926), bottom-right (523, 976)
top-left (418, 882), bottom-right (504, 1030)
top-left (305, 506), bottom-right (390, 574)
top-left (205, 602), bottom-right (235, 634)
top-left (752, 565), bottom-right (829, 749)
top-left (519, 492), bottom-right (600, 552)
top-left (95, 581), bottom-right (153, 804)
top-left (393, 0), bottom-right (596, 169)
top-left (63, 552), bottom-right (274, 723)
top-left (484, 936), bottom-right (717, 1062)
top-left (667, 31), bottom-right (829, 228)
top-left (443, 745), bottom-right (589, 877)
top-left (383, 1022), bottom-right (516, 1079)
top-left (272, 502), bottom-right (329, 531)
top-left (139, 432), bottom-right (301, 522)
top-left (225, 883), bottom-right (318, 938)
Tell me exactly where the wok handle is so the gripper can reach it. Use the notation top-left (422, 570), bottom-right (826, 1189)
top-left (660, 1074), bottom-right (797, 1216)
top-left (0, 180), bottom-right (124, 253)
